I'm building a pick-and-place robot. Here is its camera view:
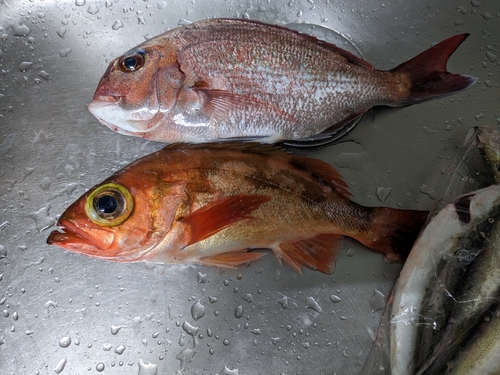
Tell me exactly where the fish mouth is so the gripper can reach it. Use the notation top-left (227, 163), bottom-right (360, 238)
top-left (47, 219), bottom-right (103, 250)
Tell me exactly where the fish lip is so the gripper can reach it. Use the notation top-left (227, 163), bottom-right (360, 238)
top-left (47, 219), bottom-right (103, 250)
top-left (91, 94), bottom-right (121, 104)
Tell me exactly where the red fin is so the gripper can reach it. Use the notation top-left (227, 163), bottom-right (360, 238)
top-left (277, 233), bottom-right (342, 274)
top-left (288, 156), bottom-right (352, 198)
top-left (200, 251), bottom-right (267, 268)
top-left (182, 195), bottom-right (270, 246)
top-left (356, 208), bottom-right (429, 262)
top-left (391, 34), bottom-right (477, 105)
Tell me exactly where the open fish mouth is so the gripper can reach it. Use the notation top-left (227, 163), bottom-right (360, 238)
top-left (47, 219), bottom-right (102, 250)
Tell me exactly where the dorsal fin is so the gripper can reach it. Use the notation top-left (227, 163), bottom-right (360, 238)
top-left (161, 142), bottom-right (352, 198)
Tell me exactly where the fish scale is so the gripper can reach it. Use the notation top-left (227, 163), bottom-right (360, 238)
top-left (47, 142), bottom-right (428, 274)
top-left (88, 19), bottom-right (476, 145)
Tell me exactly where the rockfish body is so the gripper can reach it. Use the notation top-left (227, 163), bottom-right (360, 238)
top-left (47, 143), bottom-right (428, 273)
top-left (89, 19), bottom-right (476, 146)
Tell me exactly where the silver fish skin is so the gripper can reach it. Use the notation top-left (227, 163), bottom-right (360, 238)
top-left (390, 184), bottom-right (500, 375)
top-left (448, 303), bottom-right (500, 375)
top-left (88, 19), bottom-right (476, 146)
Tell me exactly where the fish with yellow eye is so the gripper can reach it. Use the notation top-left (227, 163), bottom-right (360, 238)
top-left (47, 143), bottom-right (429, 273)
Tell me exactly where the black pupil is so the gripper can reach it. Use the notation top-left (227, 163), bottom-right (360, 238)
top-left (96, 195), bottom-right (118, 214)
top-left (123, 56), bottom-right (137, 70)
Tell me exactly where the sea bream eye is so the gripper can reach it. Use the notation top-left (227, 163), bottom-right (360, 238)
top-left (85, 183), bottom-right (134, 226)
top-left (118, 51), bottom-right (145, 72)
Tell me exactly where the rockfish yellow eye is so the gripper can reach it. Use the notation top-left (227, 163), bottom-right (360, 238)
top-left (118, 51), bottom-right (145, 72)
top-left (85, 183), bottom-right (134, 226)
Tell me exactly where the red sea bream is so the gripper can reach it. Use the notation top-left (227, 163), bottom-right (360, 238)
top-left (88, 19), bottom-right (476, 145)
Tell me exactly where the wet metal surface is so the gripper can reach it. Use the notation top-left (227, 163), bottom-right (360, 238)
top-left (1, 0), bottom-right (498, 374)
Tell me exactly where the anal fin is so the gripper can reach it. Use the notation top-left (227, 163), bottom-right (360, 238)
top-left (276, 233), bottom-right (342, 274)
top-left (200, 251), bottom-right (267, 268)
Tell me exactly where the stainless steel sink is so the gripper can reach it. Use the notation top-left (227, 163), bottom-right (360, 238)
top-left (1, 0), bottom-right (498, 374)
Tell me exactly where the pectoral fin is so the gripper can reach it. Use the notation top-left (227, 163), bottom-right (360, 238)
top-left (276, 233), bottom-right (343, 274)
top-left (182, 194), bottom-right (270, 246)
top-left (195, 88), bottom-right (297, 124)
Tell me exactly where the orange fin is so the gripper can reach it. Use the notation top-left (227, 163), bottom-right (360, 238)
top-left (182, 195), bottom-right (270, 246)
top-left (276, 233), bottom-right (343, 274)
top-left (200, 251), bottom-right (267, 268)
top-left (391, 34), bottom-right (477, 105)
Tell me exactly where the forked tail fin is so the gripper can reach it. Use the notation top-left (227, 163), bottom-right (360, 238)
top-left (391, 34), bottom-right (477, 106)
top-left (356, 208), bottom-right (430, 263)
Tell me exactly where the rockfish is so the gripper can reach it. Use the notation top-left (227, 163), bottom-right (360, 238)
top-left (88, 19), bottom-right (476, 146)
top-left (47, 143), bottom-right (428, 273)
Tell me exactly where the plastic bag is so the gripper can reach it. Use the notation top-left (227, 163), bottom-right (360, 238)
top-left (360, 126), bottom-right (500, 375)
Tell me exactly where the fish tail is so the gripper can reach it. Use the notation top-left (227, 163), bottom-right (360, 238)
top-left (356, 208), bottom-right (429, 262)
top-left (390, 34), bottom-right (477, 106)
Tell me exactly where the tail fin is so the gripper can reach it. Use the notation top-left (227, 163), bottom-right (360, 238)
top-left (357, 208), bottom-right (429, 263)
top-left (390, 34), bottom-right (477, 106)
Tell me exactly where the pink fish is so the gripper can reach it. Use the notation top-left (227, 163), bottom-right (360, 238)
top-left (89, 19), bottom-right (476, 146)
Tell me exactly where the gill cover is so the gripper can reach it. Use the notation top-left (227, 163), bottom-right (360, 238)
top-left (84, 183), bottom-right (134, 226)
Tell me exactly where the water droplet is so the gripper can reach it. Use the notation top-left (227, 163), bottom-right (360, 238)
top-left (471, 0), bottom-right (481, 6)
top-left (208, 295), bottom-right (218, 303)
top-left (75, 0), bottom-right (86, 6)
top-left (59, 48), bottom-right (72, 58)
top-left (369, 289), bottom-right (386, 312)
top-left (105, 0), bottom-right (112, 7)
top-left (242, 293), bottom-right (253, 303)
top-left (110, 325), bottom-right (125, 335)
top-left (103, 343), bottom-right (112, 351)
top-left (197, 271), bottom-right (207, 283)
top-left (182, 321), bottom-right (199, 337)
top-left (54, 358), bottom-right (67, 374)
top-left (87, 5), bottom-right (99, 15)
top-left (175, 348), bottom-right (196, 371)
top-left (56, 27), bottom-right (66, 39)
top-left (0, 245), bottom-right (6, 259)
top-left (29, 204), bottom-right (55, 232)
top-left (457, 6), bottom-right (468, 14)
top-left (222, 339), bottom-right (230, 346)
top-left (419, 184), bottom-right (436, 199)
top-left (220, 366), bottom-right (240, 375)
top-left (305, 296), bottom-right (322, 313)
top-left (137, 359), bottom-right (158, 375)
top-left (18, 62), bottom-right (33, 72)
top-left (112, 20), bottom-right (124, 30)
top-left (114, 345), bottom-right (125, 355)
top-left (13, 24), bottom-right (31, 37)
top-left (178, 18), bottom-right (192, 26)
top-left (481, 12), bottom-right (492, 20)
top-left (277, 296), bottom-right (289, 309)
top-left (12, 312), bottom-right (18, 321)
top-left (234, 305), bottom-right (243, 319)
top-left (329, 294), bottom-right (341, 303)
top-left (376, 187), bottom-right (392, 203)
top-left (59, 336), bottom-right (71, 348)
top-left (96, 362), bottom-right (105, 372)
top-left (250, 329), bottom-right (261, 335)
top-left (486, 51), bottom-right (497, 62)
top-left (191, 300), bottom-right (205, 321)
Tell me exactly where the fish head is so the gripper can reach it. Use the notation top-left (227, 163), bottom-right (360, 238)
top-left (88, 39), bottom-right (185, 136)
top-left (47, 171), bottom-right (187, 262)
